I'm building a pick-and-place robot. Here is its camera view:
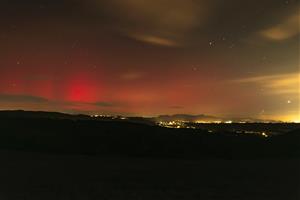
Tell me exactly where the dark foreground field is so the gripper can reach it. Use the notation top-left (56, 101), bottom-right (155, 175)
top-left (0, 150), bottom-right (299, 200)
top-left (0, 111), bottom-right (299, 199)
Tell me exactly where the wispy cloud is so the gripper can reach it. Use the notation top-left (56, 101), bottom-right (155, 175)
top-left (260, 12), bottom-right (300, 41)
top-left (234, 73), bottom-right (300, 95)
top-left (92, 101), bottom-right (116, 107)
top-left (129, 33), bottom-right (179, 47)
top-left (120, 71), bottom-right (144, 80)
top-left (0, 94), bottom-right (49, 103)
top-left (100, 0), bottom-right (210, 46)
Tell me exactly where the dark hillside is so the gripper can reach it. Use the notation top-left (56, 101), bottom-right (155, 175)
top-left (0, 111), bottom-right (299, 159)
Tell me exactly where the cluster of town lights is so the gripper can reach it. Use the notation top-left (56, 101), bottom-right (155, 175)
top-left (157, 120), bottom-right (271, 138)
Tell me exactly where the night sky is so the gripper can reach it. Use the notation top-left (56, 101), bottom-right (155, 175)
top-left (0, 0), bottom-right (299, 121)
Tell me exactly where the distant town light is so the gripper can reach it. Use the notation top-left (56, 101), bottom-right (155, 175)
top-left (261, 132), bottom-right (268, 138)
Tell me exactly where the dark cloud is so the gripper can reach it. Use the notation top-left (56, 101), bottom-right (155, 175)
top-left (0, 94), bottom-right (49, 103)
top-left (90, 0), bottom-right (299, 46)
top-left (92, 102), bottom-right (116, 107)
top-left (2, 0), bottom-right (298, 46)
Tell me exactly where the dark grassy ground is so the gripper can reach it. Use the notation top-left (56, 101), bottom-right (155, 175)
top-left (0, 112), bottom-right (299, 199)
top-left (0, 150), bottom-right (299, 200)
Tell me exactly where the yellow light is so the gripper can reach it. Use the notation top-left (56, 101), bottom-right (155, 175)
top-left (214, 121), bottom-right (222, 124)
top-left (261, 132), bottom-right (268, 138)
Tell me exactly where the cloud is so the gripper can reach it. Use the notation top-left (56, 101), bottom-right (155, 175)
top-left (0, 94), bottom-right (119, 109)
top-left (98, 0), bottom-right (210, 46)
top-left (234, 73), bottom-right (300, 95)
top-left (120, 72), bottom-right (144, 80)
top-left (0, 94), bottom-right (49, 103)
top-left (260, 13), bottom-right (300, 41)
top-left (129, 33), bottom-right (179, 47)
top-left (92, 101), bottom-right (116, 107)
